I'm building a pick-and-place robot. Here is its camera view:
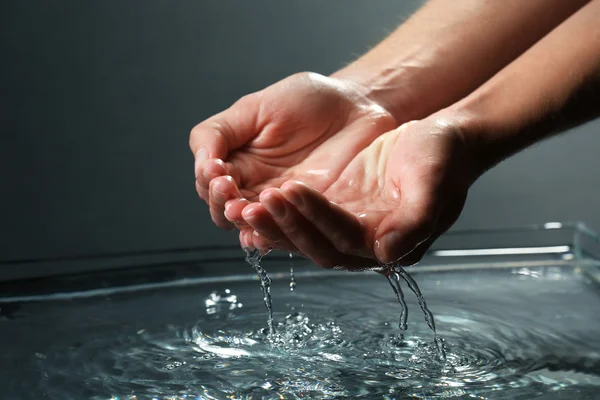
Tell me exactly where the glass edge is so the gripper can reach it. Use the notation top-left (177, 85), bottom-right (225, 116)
top-left (1, 221), bottom-right (599, 284)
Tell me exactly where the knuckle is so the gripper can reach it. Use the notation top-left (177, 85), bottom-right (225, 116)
top-left (233, 93), bottom-right (258, 109)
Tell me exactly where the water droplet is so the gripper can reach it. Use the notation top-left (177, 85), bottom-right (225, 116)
top-left (204, 289), bottom-right (242, 314)
top-left (289, 267), bottom-right (296, 292)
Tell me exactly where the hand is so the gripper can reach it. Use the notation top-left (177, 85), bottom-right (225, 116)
top-left (190, 72), bottom-right (397, 254)
top-left (242, 115), bottom-right (480, 269)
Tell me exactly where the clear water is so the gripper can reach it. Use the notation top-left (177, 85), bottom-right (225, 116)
top-left (244, 249), bottom-right (275, 336)
top-left (289, 253), bottom-right (296, 292)
top-left (2, 265), bottom-right (600, 399)
top-left (387, 272), bottom-right (408, 331)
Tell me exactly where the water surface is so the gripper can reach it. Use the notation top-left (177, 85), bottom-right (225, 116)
top-left (1, 265), bottom-right (600, 399)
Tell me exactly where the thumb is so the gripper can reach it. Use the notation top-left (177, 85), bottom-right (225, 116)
top-left (189, 93), bottom-right (261, 168)
top-left (373, 187), bottom-right (442, 265)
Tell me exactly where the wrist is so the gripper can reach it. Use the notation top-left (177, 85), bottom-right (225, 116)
top-left (331, 65), bottom-right (425, 125)
top-left (443, 91), bottom-right (538, 178)
top-left (427, 106), bottom-right (503, 182)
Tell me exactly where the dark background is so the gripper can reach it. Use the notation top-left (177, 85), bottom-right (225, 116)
top-left (1, 1), bottom-right (598, 277)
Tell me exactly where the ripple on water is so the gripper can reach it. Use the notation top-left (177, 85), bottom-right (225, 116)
top-left (18, 267), bottom-right (600, 400)
top-left (28, 290), bottom-right (600, 400)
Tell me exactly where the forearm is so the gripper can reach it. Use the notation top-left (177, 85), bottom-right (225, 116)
top-left (450, 0), bottom-right (600, 173)
top-left (333, 0), bottom-right (590, 123)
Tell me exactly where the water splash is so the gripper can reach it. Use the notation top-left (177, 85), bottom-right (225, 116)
top-left (204, 289), bottom-right (242, 315)
top-left (244, 248), bottom-right (275, 336)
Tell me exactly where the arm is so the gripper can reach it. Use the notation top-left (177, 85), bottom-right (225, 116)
top-left (333, 0), bottom-right (590, 123)
top-left (450, 0), bottom-right (600, 175)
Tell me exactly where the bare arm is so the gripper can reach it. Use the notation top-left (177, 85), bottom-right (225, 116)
top-left (333, 0), bottom-right (590, 123)
top-left (449, 0), bottom-right (600, 174)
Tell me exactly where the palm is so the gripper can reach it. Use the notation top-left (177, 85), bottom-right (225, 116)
top-left (225, 73), bottom-right (395, 199)
top-left (321, 130), bottom-right (407, 242)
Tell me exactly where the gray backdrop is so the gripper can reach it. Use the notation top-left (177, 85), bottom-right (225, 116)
top-left (1, 1), bottom-right (598, 273)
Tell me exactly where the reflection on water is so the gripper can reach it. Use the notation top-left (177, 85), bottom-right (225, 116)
top-left (3, 266), bottom-right (600, 399)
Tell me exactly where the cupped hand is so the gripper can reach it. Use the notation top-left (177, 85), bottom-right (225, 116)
top-left (242, 115), bottom-right (481, 269)
top-left (190, 72), bottom-right (396, 249)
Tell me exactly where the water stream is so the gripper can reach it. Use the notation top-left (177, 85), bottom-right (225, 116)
top-left (244, 248), bottom-right (275, 337)
top-left (289, 253), bottom-right (296, 292)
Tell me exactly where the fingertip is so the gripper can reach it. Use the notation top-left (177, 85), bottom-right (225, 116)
top-left (374, 231), bottom-right (405, 265)
top-left (252, 230), bottom-right (272, 254)
top-left (210, 175), bottom-right (242, 203)
top-left (240, 229), bottom-right (254, 250)
top-left (280, 180), bottom-right (308, 209)
top-left (198, 158), bottom-right (228, 185)
top-left (240, 202), bottom-right (258, 219)
top-left (280, 180), bottom-right (306, 193)
top-left (373, 238), bottom-right (388, 264)
top-left (374, 229), bottom-right (429, 265)
top-left (211, 174), bottom-right (234, 192)
top-left (212, 215), bottom-right (235, 231)
top-left (260, 188), bottom-right (289, 219)
top-left (194, 147), bottom-right (208, 172)
top-left (259, 187), bottom-right (281, 203)
top-left (225, 198), bottom-right (249, 222)
top-left (195, 180), bottom-right (208, 202)
top-left (239, 230), bottom-right (246, 248)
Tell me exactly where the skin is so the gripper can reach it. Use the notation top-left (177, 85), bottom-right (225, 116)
top-left (190, 0), bottom-right (598, 268)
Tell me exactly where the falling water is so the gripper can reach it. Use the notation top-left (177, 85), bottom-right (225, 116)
top-left (244, 248), bottom-right (275, 336)
top-left (289, 253), bottom-right (296, 292)
top-left (386, 272), bottom-right (408, 330)
top-left (394, 265), bottom-right (446, 361)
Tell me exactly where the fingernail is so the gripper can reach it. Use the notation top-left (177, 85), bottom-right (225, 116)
top-left (263, 195), bottom-right (286, 218)
top-left (194, 147), bottom-right (208, 171)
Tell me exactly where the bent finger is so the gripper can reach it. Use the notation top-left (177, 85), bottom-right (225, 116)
top-left (280, 180), bottom-right (369, 257)
top-left (209, 176), bottom-right (242, 229)
top-left (260, 188), bottom-right (374, 269)
top-left (242, 203), bottom-right (299, 253)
